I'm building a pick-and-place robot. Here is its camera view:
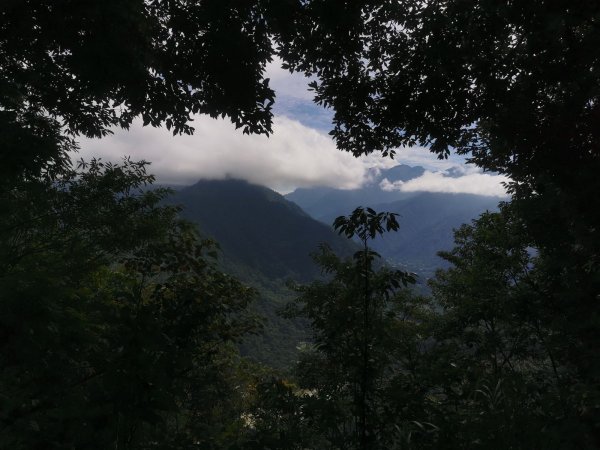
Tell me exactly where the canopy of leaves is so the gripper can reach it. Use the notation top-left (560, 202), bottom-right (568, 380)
top-left (277, 5), bottom-right (600, 425)
top-left (284, 209), bottom-right (424, 449)
top-left (0, 159), bottom-right (259, 448)
top-left (428, 205), bottom-right (599, 449)
top-left (277, 2), bottom-right (600, 172)
top-left (0, 0), bottom-right (302, 178)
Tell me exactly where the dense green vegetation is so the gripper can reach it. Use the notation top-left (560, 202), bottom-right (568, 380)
top-left (169, 179), bottom-right (358, 369)
top-left (240, 205), bottom-right (598, 449)
top-left (1, 160), bottom-right (259, 448)
top-left (2, 1), bottom-right (598, 448)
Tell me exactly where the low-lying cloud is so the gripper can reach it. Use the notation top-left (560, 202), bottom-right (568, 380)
top-left (77, 110), bottom-right (495, 195)
top-left (76, 57), bottom-right (483, 195)
top-left (78, 115), bottom-right (371, 193)
top-left (380, 169), bottom-right (509, 197)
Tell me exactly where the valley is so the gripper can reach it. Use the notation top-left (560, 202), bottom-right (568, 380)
top-left (167, 165), bottom-right (503, 367)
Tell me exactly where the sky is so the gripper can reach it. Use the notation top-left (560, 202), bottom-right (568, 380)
top-left (78, 59), bottom-right (509, 197)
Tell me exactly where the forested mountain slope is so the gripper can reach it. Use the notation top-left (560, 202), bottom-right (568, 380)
top-left (167, 176), bottom-right (499, 366)
top-left (286, 165), bottom-right (502, 275)
top-left (369, 192), bottom-right (501, 274)
top-left (286, 164), bottom-right (424, 221)
top-left (172, 179), bottom-right (355, 281)
top-left (168, 179), bottom-right (357, 368)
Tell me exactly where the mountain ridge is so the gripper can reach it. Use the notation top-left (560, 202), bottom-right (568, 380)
top-left (285, 164), bottom-right (502, 275)
top-left (171, 178), bottom-right (355, 282)
top-left (163, 171), bottom-right (501, 367)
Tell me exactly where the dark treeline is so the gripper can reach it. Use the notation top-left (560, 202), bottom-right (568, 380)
top-left (1, 1), bottom-right (598, 449)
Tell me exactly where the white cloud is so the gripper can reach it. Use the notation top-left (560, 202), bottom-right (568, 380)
top-left (388, 146), bottom-right (466, 171)
top-left (75, 84), bottom-right (487, 195)
top-left (266, 58), bottom-right (315, 101)
top-left (265, 57), bottom-right (470, 170)
top-left (380, 169), bottom-right (509, 197)
top-left (77, 115), bottom-right (370, 193)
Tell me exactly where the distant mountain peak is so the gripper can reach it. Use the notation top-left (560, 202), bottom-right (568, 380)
top-left (171, 178), bottom-right (354, 281)
top-left (443, 166), bottom-right (466, 178)
top-left (378, 164), bottom-right (426, 183)
top-left (363, 164), bottom-right (426, 187)
top-left (284, 167), bottom-right (500, 274)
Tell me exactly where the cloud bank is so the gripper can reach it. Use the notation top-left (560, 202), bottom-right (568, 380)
top-left (78, 116), bottom-right (371, 193)
top-left (380, 169), bottom-right (509, 197)
top-left (76, 57), bottom-right (481, 195)
top-left (76, 85), bottom-right (502, 196)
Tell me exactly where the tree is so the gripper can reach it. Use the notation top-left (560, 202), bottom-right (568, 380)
top-left (332, 207), bottom-right (412, 449)
top-left (3, 2), bottom-right (599, 444)
top-left (278, 2), bottom-right (600, 166)
top-left (0, 0), bottom-right (304, 179)
top-left (0, 159), bottom-right (259, 449)
top-left (286, 207), bottom-right (423, 449)
top-left (277, 3), bottom-right (600, 306)
top-left (429, 205), bottom-right (596, 449)
top-left (243, 371), bottom-right (320, 450)
top-left (276, 4), bottom-right (600, 439)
